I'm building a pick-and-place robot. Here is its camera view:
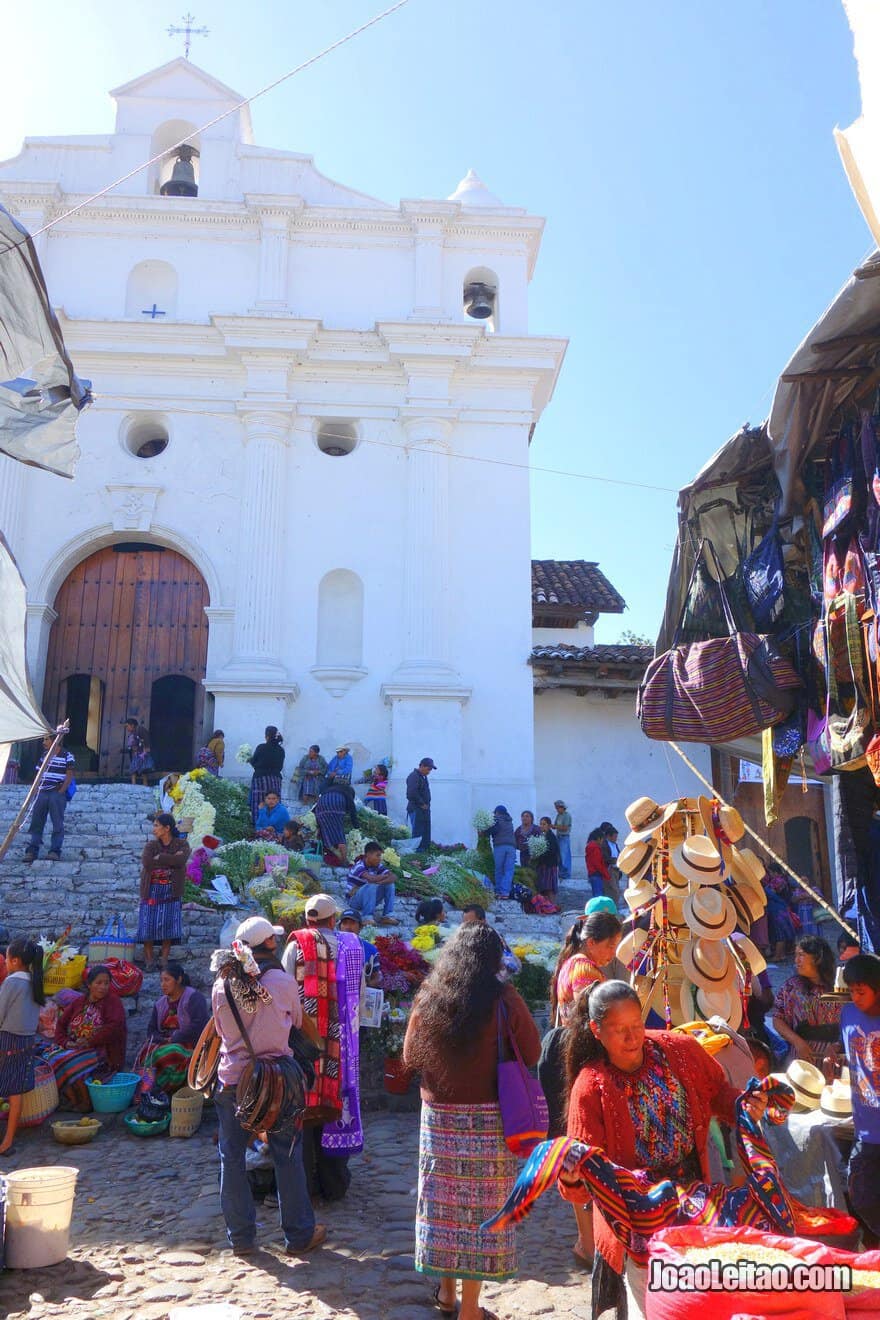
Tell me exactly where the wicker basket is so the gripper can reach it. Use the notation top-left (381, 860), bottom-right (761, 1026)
top-left (0, 1062), bottom-right (59, 1128)
top-left (170, 1085), bottom-right (204, 1138)
top-left (43, 955), bottom-right (87, 995)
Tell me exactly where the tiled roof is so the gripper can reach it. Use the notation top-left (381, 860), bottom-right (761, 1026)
top-left (530, 643), bottom-right (654, 669)
top-left (531, 560), bottom-right (626, 614)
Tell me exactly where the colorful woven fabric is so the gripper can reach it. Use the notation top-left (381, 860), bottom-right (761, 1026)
top-left (0, 1030), bottom-right (36, 1095)
top-left (287, 928), bottom-right (341, 1121)
top-left (555, 954), bottom-right (602, 1024)
top-left (611, 1037), bottom-right (692, 1171)
top-left (482, 1077), bottom-right (797, 1266)
top-left (321, 930), bottom-right (364, 1156)
top-left (136, 879), bottom-right (183, 942)
top-left (774, 976), bottom-right (842, 1064)
top-left (416, 1101), bottom-right (518, 1281)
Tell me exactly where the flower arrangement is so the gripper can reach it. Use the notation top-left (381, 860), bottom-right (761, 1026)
top-left (375, 935), bottom-right (430, 990)
top-left (528, 834), bottom-right (549, 860)
top-left (345, 829), bottom-right (367, 860)
top-left (235, 743), bottom-right (253, 764)
top-left (299, 810), bottom-right (318, 834)
top-left (197, 775), bottom-right (252, 841)
top-left (382, 846), bottom-right (401, 867)
top-left (186, 847), bottom-right (212, 887)
top-left (188, 767), bottom-right (208, 781)
top-left (472, 808), bottom-right (494, 832)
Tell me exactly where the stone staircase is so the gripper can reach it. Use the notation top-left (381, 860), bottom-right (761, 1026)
top-left (0, 782), bottom-right (572, 987)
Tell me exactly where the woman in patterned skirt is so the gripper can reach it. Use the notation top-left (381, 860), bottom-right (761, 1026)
top-left (314, 782), bottom-right (358, 867)
top-left (247, 726), bottom-right (285, 824)
top-left (136, 814), bottom-right (191, 971)
top-left (0, 938), bottom-right (45, 1154)
top-left (403, 924), bottom-right (540, 1320)
top-left (561, 981), bottom-right (766, 1320)
top-left (42, 965), bottom-right (127, 1110)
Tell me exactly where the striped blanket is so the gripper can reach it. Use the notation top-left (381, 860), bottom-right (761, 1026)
top-left (481, 1076), bottom-right (797, 1266)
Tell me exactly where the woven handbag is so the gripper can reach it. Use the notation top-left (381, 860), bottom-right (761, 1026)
top-left (638, 541), bottom-right (801, 744)
top-left (825, 592), bottom-right (873, 771)
top-left (497, 999), bottom-right (548, 1158)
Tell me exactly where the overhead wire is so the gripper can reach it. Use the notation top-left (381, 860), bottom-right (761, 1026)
top-left (0, 0), bottom-right (414, 255)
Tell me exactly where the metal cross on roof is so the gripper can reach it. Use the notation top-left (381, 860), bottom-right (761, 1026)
top-left (167, 12), bottom-right (209, 59)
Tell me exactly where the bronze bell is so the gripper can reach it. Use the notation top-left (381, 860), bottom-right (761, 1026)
top-left (463, 281), bottom-right (495, 319)
top-left (160, 145), bottom-right (198, 198)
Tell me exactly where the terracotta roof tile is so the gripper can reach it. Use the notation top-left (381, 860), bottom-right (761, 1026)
top-left (530, 643), bottom-right (654, 669)
top-left (531, 560), bottom-right (626, 614)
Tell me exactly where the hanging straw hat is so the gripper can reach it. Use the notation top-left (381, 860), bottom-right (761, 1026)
top-left (622, 875), bottom-right (656, 912)
top-left (820, 1079), bottom-right (853, 1118)
top-left (624, 797), bottom-right (678, 845)
top-left (729, 847), bottom-right (765, 889)
top-left (730, 931), bottom-right (767, 976)
top-left (664, 889), bottom-right (688, 927)
top-left (698, 796), bottom-right (746, 845)
top-left (666, 854), bottom-right (691, 891)
top-left (681, 937), bottom-right (736, 992)
top-left (694, 983), bottom-right (743, 1031)
top-left (617, 839), bottom-right (656, 881)
top-left (728, 882), bottom-right (765, 933)
top-left (682, 886), bottom-right (737, 941)
top-left (617, 926), bottom-right (651, 971)
top-left (671, 837), bottom-right (724, 886)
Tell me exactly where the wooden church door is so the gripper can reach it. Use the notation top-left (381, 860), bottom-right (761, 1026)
top-left (43, 543), bottom-right (209, 776)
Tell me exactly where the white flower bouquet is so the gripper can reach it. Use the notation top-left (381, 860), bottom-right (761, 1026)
top-left (235, 743), bottom-right (253, 765)
top-left (528, 834), bottom-right (549, 860)
top-left (472, 808), bottom-right (494, 831)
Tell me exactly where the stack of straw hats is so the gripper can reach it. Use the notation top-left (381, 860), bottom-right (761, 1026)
top-left (617, 794), bottom-right (768, 1030)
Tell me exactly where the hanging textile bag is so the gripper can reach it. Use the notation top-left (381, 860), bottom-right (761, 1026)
top-left (741, 502), bottom-right (784, 629)
top-left (822, 422), bottom-right (857, 538)
top-left (496, 998), bottom-right (548, 1158)
top-left (825, 592), bottom-right (874, 771)
top-left (638, 541), bottom-right (802, 744)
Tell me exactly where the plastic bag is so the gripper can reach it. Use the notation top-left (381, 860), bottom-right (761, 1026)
top-left (646, 1224), bottom-right (878, 1320)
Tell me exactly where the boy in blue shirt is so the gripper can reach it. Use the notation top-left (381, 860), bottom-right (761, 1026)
top-left (841, 953), bottom-right (880, 1244)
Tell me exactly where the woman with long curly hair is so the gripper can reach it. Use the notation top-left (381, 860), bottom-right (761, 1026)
top-left (773, 934), bottom-right (841, 1065)
top-left (403, 923), bottom-right (540, 1320)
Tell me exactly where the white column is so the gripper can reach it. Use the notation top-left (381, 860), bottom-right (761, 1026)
top-left (228, 411), bottom-right (290, 674)
top-left (0, 453), bottom-right (25, 552)
top-left (397, 417), bottom-right (455, 675)
top-left (254, 211), bottom-right (290, 309)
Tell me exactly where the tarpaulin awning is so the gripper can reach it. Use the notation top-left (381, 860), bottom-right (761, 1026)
top-left (0, 204), bottom-right (90, 477)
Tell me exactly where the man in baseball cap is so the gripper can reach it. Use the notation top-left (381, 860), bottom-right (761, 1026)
top-left (303, 894), bottom-right (339, 923)
top-left (235, 915), bottom-right (285, 946)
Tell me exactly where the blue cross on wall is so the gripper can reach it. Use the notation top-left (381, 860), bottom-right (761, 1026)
top-left (141, 304), bottom-right (166, 319)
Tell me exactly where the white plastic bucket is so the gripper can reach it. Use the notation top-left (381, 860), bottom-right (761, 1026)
top-left (3, 1166), bottom-right (78, 1268)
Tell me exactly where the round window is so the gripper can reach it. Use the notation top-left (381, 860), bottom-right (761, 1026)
top-left (123, 417), bottom-right (170, 459)
top-left (316, 421), bottom-right (358, 457)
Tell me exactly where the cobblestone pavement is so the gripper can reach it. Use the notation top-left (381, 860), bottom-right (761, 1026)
top-left (2, 1106), bottom-right (591, 1320)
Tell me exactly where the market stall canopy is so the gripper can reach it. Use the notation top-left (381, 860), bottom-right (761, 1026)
top-left (658, 254), bottom-right (880, 658)
top-left (0, 532), bottom-right (51, 778)
top-left (0, 204), bottom-right (90, 477)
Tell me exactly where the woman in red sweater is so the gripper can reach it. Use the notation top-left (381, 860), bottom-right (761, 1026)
top-left (45, 965), bottom-right (128, 1110)
top-left (561, 980), bottom-right (765, 1319)
top-left (403, 923), bottom-right (540, 1320)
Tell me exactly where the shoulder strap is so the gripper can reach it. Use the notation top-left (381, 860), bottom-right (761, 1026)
top-left (223, 980), bottom-right (259, 1065)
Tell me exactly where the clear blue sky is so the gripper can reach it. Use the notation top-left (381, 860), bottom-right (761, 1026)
top-left (1, 1), bottom-right (870, 639)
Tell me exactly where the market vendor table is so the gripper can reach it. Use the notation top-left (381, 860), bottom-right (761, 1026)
top-left (764, 1108), bottom-right (852, 1209)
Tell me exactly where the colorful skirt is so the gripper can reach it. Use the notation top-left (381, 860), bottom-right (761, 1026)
top-left (0, 1030), bottom-right (36, 1096)
top-left (415, 1101), bottom-right (518, 1281)
top-left (537, 864), bottom-right (559, 895)
top-left (316, 805), bottom-right (347, 849)
top-left (130, 751), bottom-right (154, 774)
top-left (137, 885), bottom-right (183, 942)
top-left (134, 1039), bottom-right (192, 1095)
top-left (250, 774), bottom-right (282, 823)
top-left (39, 1041), bottom-right (107, 1097)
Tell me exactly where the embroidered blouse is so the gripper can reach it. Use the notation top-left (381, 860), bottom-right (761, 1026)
top-left (555, 953), bottom-right (603, 1024)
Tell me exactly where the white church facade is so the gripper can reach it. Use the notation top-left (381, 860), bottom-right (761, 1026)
top-left (0, 59), bottom-right (709, 857)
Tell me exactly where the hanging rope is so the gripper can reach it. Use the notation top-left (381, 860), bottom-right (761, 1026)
top-left (668, 740), bottom-right (858, 941)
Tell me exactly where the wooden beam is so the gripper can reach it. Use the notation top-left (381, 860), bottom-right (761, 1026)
top-left (854, 260), bottom-right (880, 279)
top-left (811, 330), bottom-right (880, 353)
top-left (779, 367), bottom-right (865, 383)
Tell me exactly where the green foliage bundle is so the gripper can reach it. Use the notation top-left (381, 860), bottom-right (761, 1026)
top-left (356, 806), bottom-right (411, 845)
top-left (513, 959), bottom-right (552, 1008)
top-left (198, 776), bottom-right (252, 842)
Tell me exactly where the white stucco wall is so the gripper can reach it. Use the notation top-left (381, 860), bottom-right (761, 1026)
top-left (533, 688), bottom-right (714, 875)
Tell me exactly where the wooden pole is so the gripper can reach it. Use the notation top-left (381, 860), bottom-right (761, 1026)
top-left (0, 724), bottom-right (70, 865)
top-left (668, 740), bottom-right (858, 942)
